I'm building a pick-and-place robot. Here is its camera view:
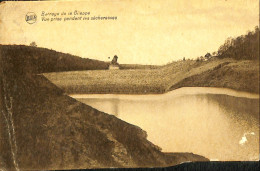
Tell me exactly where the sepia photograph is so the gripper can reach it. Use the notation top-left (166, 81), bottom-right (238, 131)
top-left (0, 0), bottom-right (259, 170)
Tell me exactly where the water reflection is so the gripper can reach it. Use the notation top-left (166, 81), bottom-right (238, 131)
top-left (78, 98), bottom-right (120, 116)
top-left (71, 87), bottom-right (259, 161)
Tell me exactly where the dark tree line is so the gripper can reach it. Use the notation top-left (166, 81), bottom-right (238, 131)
top-left (217, 26), bottom-right (259, 60)
top-left (0, 45), bottom-right (109, 75)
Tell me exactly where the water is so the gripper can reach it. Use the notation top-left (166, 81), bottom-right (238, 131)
top-left (70, 87), bottom-right (259, 161)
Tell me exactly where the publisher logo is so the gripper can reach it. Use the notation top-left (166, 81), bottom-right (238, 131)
top-left (25, 12), bottom-right (37, 24)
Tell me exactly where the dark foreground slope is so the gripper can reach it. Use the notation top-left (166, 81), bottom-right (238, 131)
top-left (0, 45), bottom-right (208, 170)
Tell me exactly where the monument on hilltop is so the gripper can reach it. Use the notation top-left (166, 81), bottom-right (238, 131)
top-left (109, 55), bottom-right (120, 70)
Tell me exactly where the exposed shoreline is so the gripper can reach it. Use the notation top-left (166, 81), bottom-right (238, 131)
top-left (67, 87), bottom-right (259, 99)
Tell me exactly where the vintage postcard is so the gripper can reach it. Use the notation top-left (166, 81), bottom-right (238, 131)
top-left (0, 0), bottom-right (259, 170)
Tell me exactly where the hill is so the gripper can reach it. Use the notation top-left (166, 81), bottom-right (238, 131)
top-left (168, 59), bottom-right (259, 93)
top-left (44, 58), bottom-right (259, 94)
top-left (0, 45), bottom-right (109, 74)
top-left (0, 45), bottom-right (208, 170)
top-left (120, 64), bottom-right (160, 70)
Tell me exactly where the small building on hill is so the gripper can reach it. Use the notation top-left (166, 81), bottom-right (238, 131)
top-left (109, 55), bottom-right (120, 70)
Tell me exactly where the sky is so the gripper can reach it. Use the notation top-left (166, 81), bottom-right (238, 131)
top-left (0, 0), bottom-right (259, 65)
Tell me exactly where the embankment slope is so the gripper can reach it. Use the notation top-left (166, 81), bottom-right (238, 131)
top-left (44, 58), bottom-right (259, 94)
top-left (168, 60), bottom-right (259, 93)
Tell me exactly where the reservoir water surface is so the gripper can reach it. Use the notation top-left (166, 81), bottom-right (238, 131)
top-left (70, 87), bottom-right (259, 161)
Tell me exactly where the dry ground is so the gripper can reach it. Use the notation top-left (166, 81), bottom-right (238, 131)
top-left (44, 58), bottom-right (259, 94)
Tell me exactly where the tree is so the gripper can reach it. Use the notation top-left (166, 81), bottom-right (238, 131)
top-left (216, 26), bottom-right (259, 60)
top-left (30, 41), bottom-right (37, 47)
top-left (204, 52), bottom-right (211, 59)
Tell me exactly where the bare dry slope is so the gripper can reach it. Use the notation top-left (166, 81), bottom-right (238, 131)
top-left (168, 60), bottom-right (259, 93)
top-left (44, 59), bottom-right (259, 94)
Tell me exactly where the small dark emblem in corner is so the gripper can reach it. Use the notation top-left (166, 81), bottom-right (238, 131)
top-left (25, 12), bottom-right (37, 24)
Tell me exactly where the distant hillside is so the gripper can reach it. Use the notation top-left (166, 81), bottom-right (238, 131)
top-left (167, 59), bottom-right (259, 93)
top-left (45, 58), bottom-right (259, 94)
top-left (120, 64), bottom-right (160, 70)
top-left (0, 45), bottom-right (109, 75)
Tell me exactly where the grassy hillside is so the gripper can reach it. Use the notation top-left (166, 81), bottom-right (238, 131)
top-left (44, 58), bottom-right (259, 94)
top-left (120, 64), bottom-right (160, 70)
top-left (168, 60), bottom-right (259, 93)
top-left (0, 45), bottom-right (208, 170)
top-left (44, 69), bottom-right (166, 94)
